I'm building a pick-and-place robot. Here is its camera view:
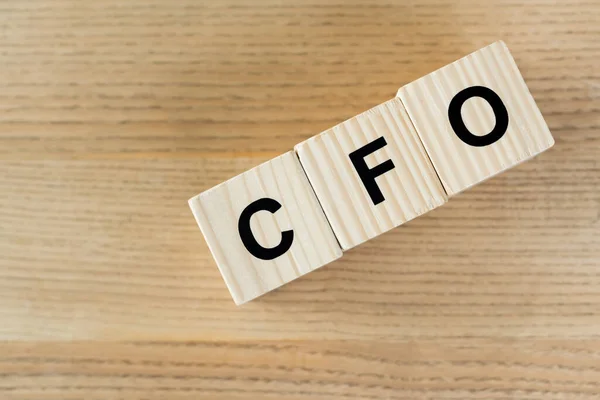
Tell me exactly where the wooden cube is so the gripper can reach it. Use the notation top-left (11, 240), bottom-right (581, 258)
top-left (397, 41), bottom-right (555, 196)
top-left (295, 98), bottom-right (447, 250)
top-left (188, 151), bottom-right (342, 305)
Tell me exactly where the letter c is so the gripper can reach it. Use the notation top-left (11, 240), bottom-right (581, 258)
top-left (238, 198), bottom-right (294, 260)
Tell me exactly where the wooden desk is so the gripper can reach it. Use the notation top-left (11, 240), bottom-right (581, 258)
top-left (1, 1), bottom-right (599, 398)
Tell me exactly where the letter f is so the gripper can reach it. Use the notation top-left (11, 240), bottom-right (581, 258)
top-left (349, 137), bottom-right (395, 205)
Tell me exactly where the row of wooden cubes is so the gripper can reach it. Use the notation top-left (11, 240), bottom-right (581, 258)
top-left (189, 41), bottom-right (555, 305)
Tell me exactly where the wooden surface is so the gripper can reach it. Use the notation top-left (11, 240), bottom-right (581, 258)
top-left (0, 0), bottom-right (599, 398)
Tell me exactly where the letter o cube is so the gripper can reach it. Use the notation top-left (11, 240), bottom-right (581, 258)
top-left (397, 41), bottom-right (555, 196)
top-left (295, 98), bottom-right (448, 250)
top-left (188, 151), bottom-right (342, 305)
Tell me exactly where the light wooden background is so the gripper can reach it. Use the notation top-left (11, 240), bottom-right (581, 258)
top-left (1, 0), bottom-right (599, 398)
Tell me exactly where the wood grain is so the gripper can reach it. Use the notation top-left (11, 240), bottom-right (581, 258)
top-left (1, 340), bottom-right (600, 399)
top-left (0, 0), bottom-right (599, 398)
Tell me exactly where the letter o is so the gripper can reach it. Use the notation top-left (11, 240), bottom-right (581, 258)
top-left (448, 85), bottom-right (509, 147)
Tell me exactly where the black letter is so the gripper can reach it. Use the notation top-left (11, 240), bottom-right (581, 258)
top-left (349, 137), bottom-right (395, 205)
top-left (238, 198), bottom-right (294, 260)
top-left (448, 85), bottom-right (509, 147)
